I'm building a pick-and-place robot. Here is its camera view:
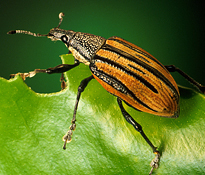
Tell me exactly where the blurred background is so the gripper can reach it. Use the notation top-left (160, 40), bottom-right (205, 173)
top-left (1, 0), bottom-right (204, 93)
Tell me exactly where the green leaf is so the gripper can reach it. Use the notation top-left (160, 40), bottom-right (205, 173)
top-left (0, 54), bottom-right (204, 175)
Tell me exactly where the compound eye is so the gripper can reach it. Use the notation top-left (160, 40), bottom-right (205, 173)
top-left (61, 35), bottom-right (68, 43)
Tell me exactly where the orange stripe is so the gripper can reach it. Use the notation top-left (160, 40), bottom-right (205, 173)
top-left (93, 60), bottom-right (178, 117)
top-left (91, 37), bottom-right (179, 117)
top-left (93, 73), bottom-right (177, 117)
top-left (95, 49), bottom-right (178, 109)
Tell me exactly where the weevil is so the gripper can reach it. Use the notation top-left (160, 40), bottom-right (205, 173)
top-left (7, 12), bottom-right (205, 174)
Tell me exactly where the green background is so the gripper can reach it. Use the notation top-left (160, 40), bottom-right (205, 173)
top-left (0, 1), bottom-right (205, 174)
top-left (1, 0), bottom-right (204, 93)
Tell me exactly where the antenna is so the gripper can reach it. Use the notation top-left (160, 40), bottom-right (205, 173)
top-left (7, 30), bottom-right (47, 37)
top-left (57, 12), bottom-right (64, 28)
top-left (7, 12), bottom-right (65, 36)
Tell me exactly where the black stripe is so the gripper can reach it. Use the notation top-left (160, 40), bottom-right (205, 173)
top-left (94, 54), bottom-right (158, 94)
top-left (109, 37), bottom-right (169, 73)
top-left (90, 64), bottom-right (158, 112)
top-left (102, 43), bottom-right (179, 99)
top-left (128, 64), bottom-right (145, 74)
top-left (90, 65), bottom-right (128, 94)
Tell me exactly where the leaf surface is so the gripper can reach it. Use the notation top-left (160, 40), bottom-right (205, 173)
top-left (0, 54), bottom-right (204, 175)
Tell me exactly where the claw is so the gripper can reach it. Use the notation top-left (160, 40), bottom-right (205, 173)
top-left (149, 151), bottom-right (160, 175)
top-left (10, 72), bottom-right (30, 80)
top-left (62, 123), bottom-right (76, 149)
top-left (62, 130), bottom-right (72, 149)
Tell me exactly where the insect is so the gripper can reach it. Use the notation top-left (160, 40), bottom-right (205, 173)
top-left (8, 12), bottom-right (205, 175)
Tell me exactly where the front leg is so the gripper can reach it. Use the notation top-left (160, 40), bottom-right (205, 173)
top-left (10, 60), bottom-right (80, 89)
top-left (10, 61), bottom-right (80, 80)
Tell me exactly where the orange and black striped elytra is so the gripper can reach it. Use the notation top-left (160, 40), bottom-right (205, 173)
top-left (91, 37), bottom-right (180, 118)
top-left (7, 13), bottom-right (205, 175)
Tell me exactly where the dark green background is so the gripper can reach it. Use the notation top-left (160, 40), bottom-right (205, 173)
top-left (1, 0), bottom-right (204, 93)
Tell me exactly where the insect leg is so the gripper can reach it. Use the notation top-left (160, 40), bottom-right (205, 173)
top-left (165, 65), bottom-right (205, 93)
top-left (10, 60), bottom-right (80, 89)
top-left (10, 60), bottom-right (80, 79)
top-left (63, 75), bottom-right (94, 150)
top-left (117, 97), bottom-right (160, 174)
top-left (60, 73), bottom-right (66, 90)
top-left (45, 61), bottom-right (80, 89)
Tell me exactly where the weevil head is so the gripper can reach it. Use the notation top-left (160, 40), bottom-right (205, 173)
top-left (47, 28), bottom-right (75, 44)
top-left (47, 12), bottom-right (76, 44)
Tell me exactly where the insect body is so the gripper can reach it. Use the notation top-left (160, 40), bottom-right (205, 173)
top-left (8, 13), bottom-right (205, 175)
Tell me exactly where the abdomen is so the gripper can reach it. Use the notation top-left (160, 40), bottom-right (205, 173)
top-left (90, 36), bottom-right (180, 118)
